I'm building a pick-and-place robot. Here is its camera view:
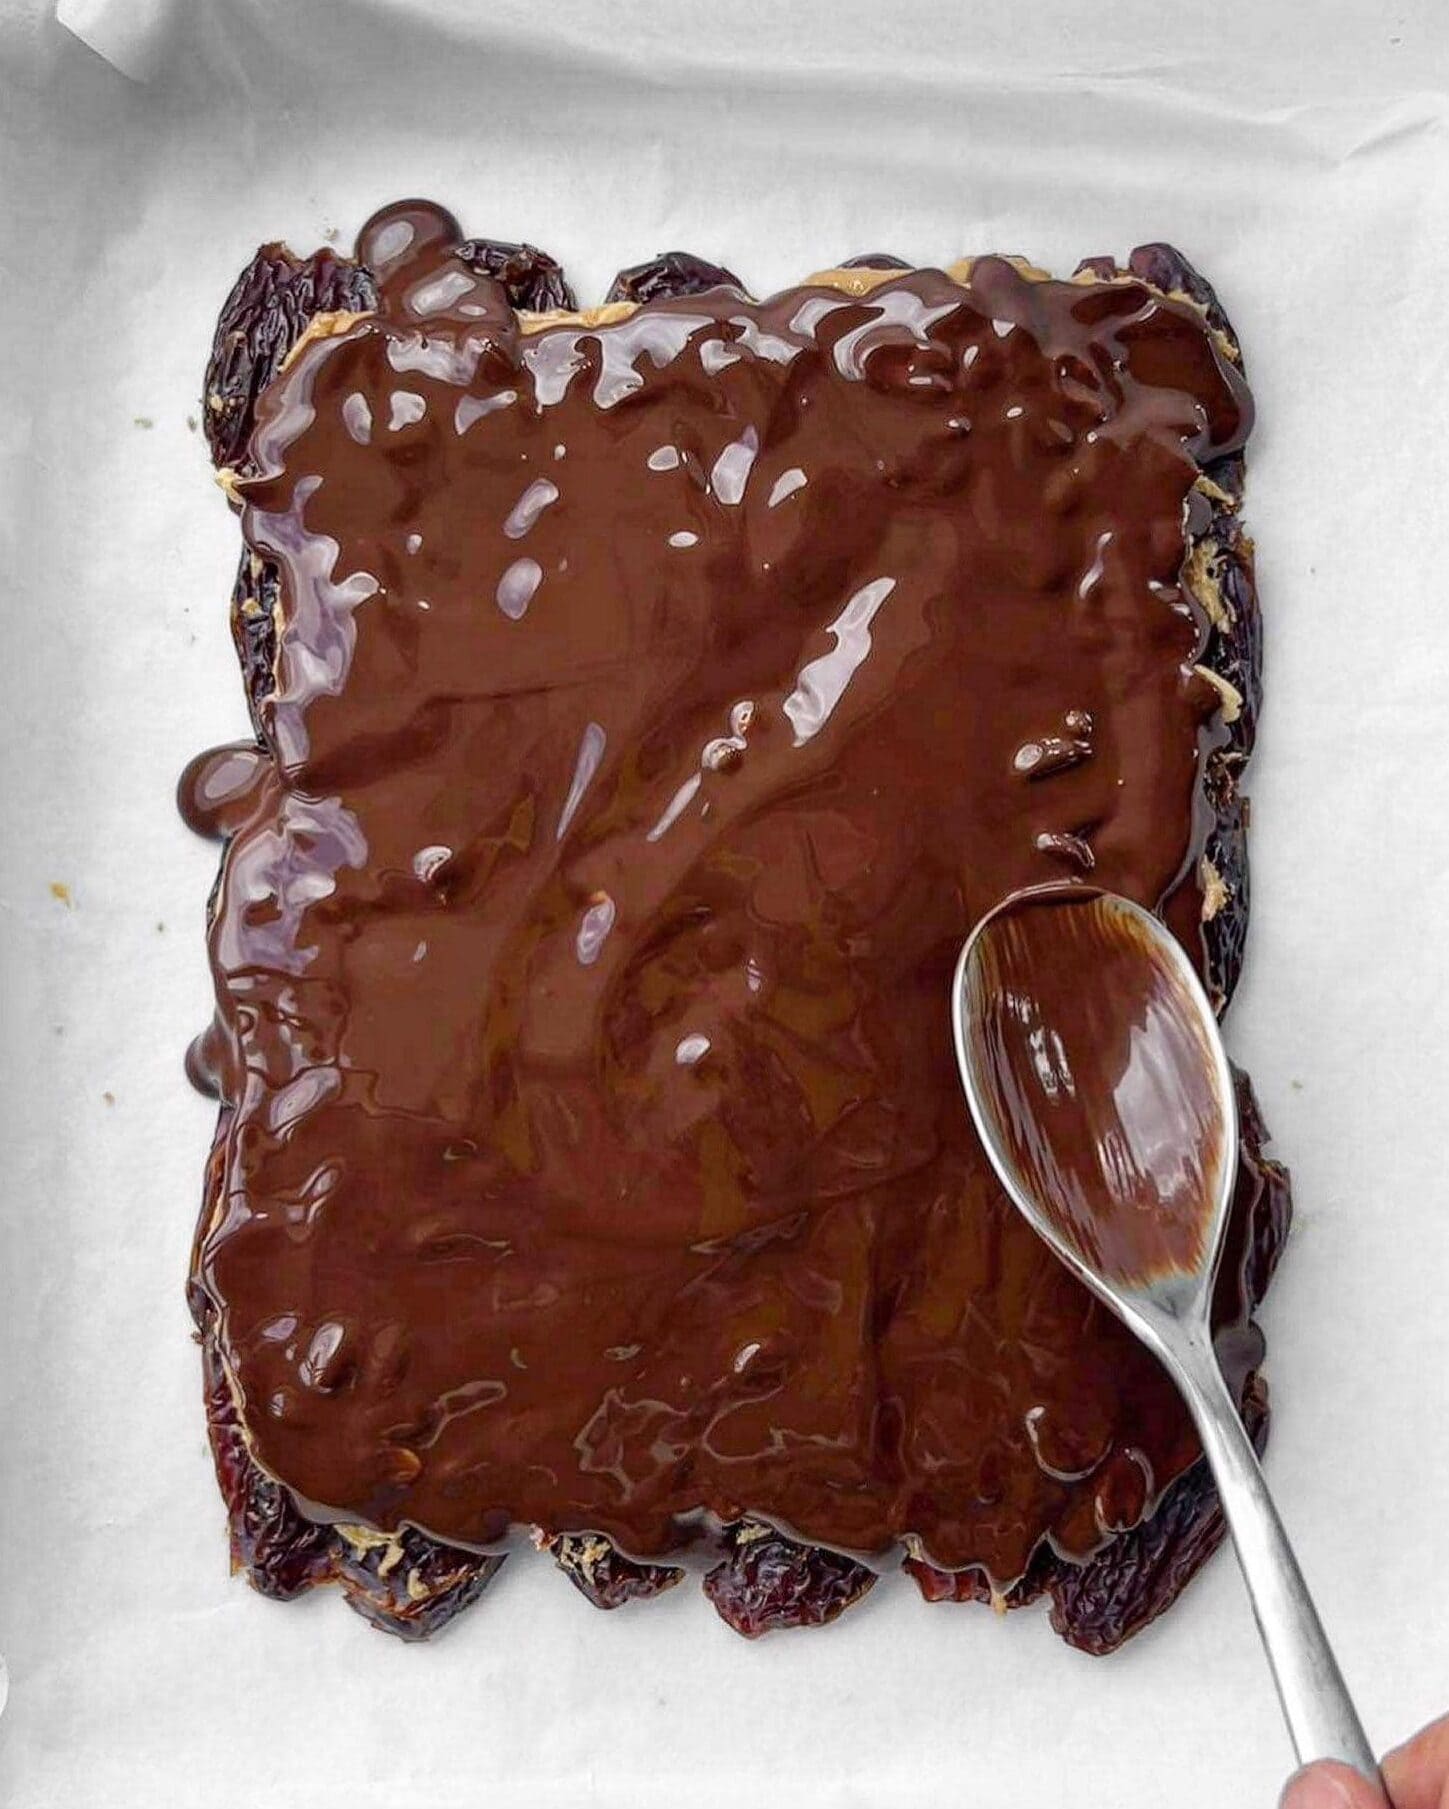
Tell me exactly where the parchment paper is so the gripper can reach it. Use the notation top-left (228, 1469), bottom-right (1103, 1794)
top-left (2, 1), bottom-right (1447, 1802)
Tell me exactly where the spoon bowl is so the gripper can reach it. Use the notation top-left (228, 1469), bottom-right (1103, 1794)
top-left (952, 882), bottom-right (1377, 1782)
top-left (953, 884), bottom-right (1237, 1377)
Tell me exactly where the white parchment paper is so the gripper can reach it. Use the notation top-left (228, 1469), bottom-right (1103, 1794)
top-left (3, 1), bottom-right (1448, 1802)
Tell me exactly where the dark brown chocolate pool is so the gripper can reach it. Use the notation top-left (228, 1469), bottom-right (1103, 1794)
top-left (183, 199), bottom-right (1263, 1584)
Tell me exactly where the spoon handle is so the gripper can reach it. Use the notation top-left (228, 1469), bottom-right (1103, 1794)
top-left (1170, 1332), bottom-right (1380, 1781)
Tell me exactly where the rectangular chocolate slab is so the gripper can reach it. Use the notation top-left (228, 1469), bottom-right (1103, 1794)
top-left (182, 201), bottom-right (1288, 1645)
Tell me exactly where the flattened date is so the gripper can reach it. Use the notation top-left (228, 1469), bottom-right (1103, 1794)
top-left (704, 1523), bottom-right (876, 1638)
top-left (336, 1526), bottom-right (505, 1642)
top-left (1048, 1374), bottom-right (1269, 1653)
top-left (202, 1336), bottom-right (503, 1639)
top-left (606, 251), bottom-right (742, 305)
top-left (204, 246), bottom-right (377, 473)
top-left (547, 1532), bottom-right (684, 1610)
top-left (202, 1336), bottom-right (335, 1600)
top-left (205, 237), bottom-right (577, 479)
top-left (455, 238), bottom-right (576, 312)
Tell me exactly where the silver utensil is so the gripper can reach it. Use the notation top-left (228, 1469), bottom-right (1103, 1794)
top-left (952, 882), bottom-right (1378, 1781)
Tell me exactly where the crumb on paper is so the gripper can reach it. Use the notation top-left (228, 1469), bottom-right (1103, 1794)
top-left (102, 1091), bottom-right (115, 1107)
top-left (156, 921), bottom-right (166, 933)
top-left (186, 414), bottom-right (198, 433)
top-left (133, 416), bottom-right (154, 430)
top-left (1291, 1079), bottom-right (1304, 1091)
top-left (323, 225), bottom-right (339, 244)
top-left (49, 881), bottom-right (73, 908)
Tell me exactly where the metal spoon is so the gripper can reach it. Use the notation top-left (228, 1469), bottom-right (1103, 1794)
top-left (952, 882), bottom-right (1377, 1781)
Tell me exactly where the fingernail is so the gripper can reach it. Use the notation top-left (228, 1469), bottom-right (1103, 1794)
top-left (1279, 1765), bottom-right (1360, 1809)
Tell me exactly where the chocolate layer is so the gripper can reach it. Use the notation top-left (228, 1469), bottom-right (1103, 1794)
top-left (185, 200), bottom-right (1283, 1641)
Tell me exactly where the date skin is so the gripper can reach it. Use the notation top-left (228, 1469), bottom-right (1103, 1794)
top-left (334, 1525), bottom-right (505, 1642)
top-left (455, 238), bottom-right (576, 312)
top-left (605, 251), bottom-right (742, 305)
top-left (199, 228), bottom-right (1284, 1646)
top-left (548, 1533), bottom-right (685, 1610)
top-left (205, 246), bottom-right (377, 475)
top-left (203, 1336), bottom-right (505, 1637)
top-left (703, 1524), bottom-right (877, 1638)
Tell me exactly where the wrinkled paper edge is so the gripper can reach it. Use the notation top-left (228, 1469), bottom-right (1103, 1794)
top-left (56, 0), bottom-right (181, 83)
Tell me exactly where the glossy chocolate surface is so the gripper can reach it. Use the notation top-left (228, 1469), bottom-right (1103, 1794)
top-left (184, 200), bottom-right (1256, 1579)
top-left (962, 888), bottom-right (1228, 1288)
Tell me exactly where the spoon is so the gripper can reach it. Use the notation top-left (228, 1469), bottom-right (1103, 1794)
top-left (952, 881), bottom-right (1378, 1781)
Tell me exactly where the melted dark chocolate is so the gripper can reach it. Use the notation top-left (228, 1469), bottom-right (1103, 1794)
top-left (184, 200), bottom-right (1258, 1582)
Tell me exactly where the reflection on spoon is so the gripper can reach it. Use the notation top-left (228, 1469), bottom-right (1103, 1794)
top-left (958, 886), bottom-right (1226, 1288)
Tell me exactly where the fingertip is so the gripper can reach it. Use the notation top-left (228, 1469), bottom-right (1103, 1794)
top-left (1382, 1707), bottom-right (1449, 1809)
top-left (1279, 1762), bottom-right (1386, 1809)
